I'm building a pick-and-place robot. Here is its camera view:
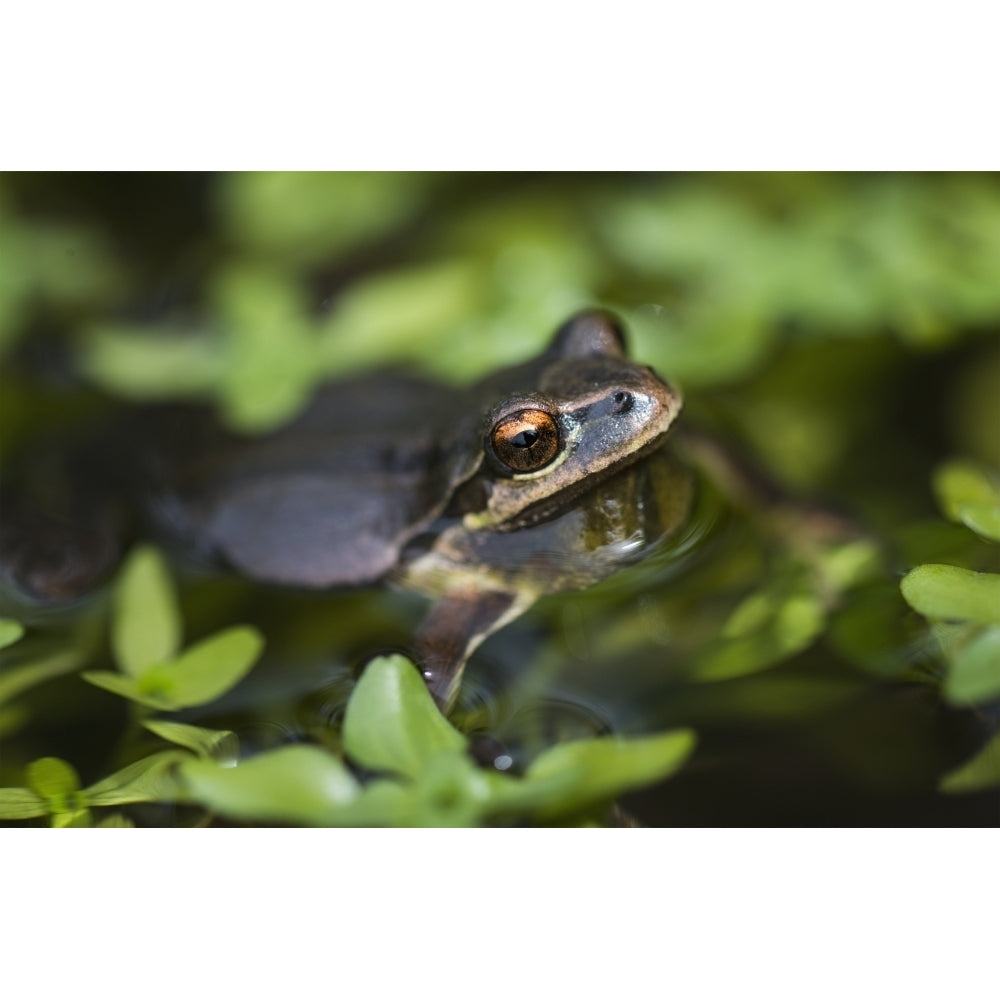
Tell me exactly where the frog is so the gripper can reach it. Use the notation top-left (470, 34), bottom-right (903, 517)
top-left (0, 309), bottom-right (694, 711)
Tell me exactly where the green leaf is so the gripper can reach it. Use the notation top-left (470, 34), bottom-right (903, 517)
top-left (26, 757), bottom-right (81, 798)
top-left (148, 626), bottom-right (264, 708)
top-left (929, 621), bottom-right (979, 662)
top-left (320, 260), bottom-right (485, 375)
top-left (112, 546), bottom-right (182, 677)
top-left (341, 655), bottom-right (466, 779)
top-left (722, 590), bottom-right (775, 639)
top-left (81, 323), bottom-right (223, 399)
top-left (220, 172), bottom-right (426, 266)
top-left (933, 460), bottom-right (1000, 526)
top-left (956, 504), bottom-right (1000, 542)
top-left (82, 670), bottom-right (165, 708)
top-left (942, 626), bottom-right (1000, 705)
top-left (477, 768), bottom-right (581, 820)
top-left (96, 813), bottom-right (136, 828)
top-left (940, 731), bottom-right (1000, 794)
top-left (324, 780), bottom-right (415, 827)
top-left (523, 730), bottom-right (697, 820)
top-left (0, 648), bottom-right (85, 707)
top-left (142, 720), bottom-right (237, 760)
top-left (815, 538), bottom-right (883, 590)
top-left (410, 754), bottom-right (494, 828)
top-left (52, 809), bottom-right (92, 828)
top-left (180, 746), bottom-right (360, 825)
top-left (901, 564), bottom-right (1000, 625)
top-left (0, 619), bottom-right (25, 650)
top-left (86, 625), bottom-right (263, 710)
top-left (696, 589), bottom-right (826, 681)
top-left (212, 265), bottom-right (320, 431)
top-left (84, 751), bottom-right (190, 806)
top-left (0, 788), bottom-right (47, 819)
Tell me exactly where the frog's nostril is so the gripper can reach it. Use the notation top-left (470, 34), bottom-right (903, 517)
top-left (611, 390), bottom-right (634, 414)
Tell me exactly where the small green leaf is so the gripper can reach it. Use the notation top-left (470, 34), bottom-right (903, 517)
top-left (696, 591), bottom-right (826, 682)
top-left (478, 768), bottom-right (580, 820)
top-left (900, 564), bottom-right (1000, 625)
top-left (940, 731), bottom-right (1000, 794)
top-left (26, 757), bottom-right (81, 798)
top-left (143, 720), bottom-right (237, 760)
top-left (341, 655), bottom-right (466, 779)
top-left (153, 626), bottom-right (264, 708)
top-left (82, 670), bottom-right (165, 708)
top-left (84, 751), bottom-right (189, 807)
top-left (0, 788), bottom-right (47, 819)
top-left (0, 648), bottom-right (84, 707)
top-left (52, 809), bottom-right (92, 828)
top-left (221, 172), bottom-right (425, 266)
top-left (214, 265), bottom-right (320, 432)
top-left (930, 621), bottom-right (979, 662)
top-left (774, 594), bottom-right (827, 648)
top-left (96, 813), bottom-right (136, 828)
top-left (82, 323), bottom-right (223, 399)
top-left (524, 730), bottom-right (697, 819)
top-left (411, 754), bottom-right (493, 828)
top-left (86, 626), bottom-right (263, 711)
top-left (324, 780), bottom-right (415, 827)
top-left (933, 460), bottom-right (1000, 524)
top-left (112, 547), bottom-right (182, 677)
top-left (722, 590), bottom-right (775, 639)
top-left (956, 503), bottom-right (1000, 542)
top-left (943, 626), bottom-right (1000, 705)
top-left (180, 746), bottom-right (360, 825)
top-left (815, 538), bottom-right (883, 590)
top-left (0, 619), bottom-right (25, 650)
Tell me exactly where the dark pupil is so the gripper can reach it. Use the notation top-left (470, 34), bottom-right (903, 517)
top-left (511, 429), bottom-right (538, 448)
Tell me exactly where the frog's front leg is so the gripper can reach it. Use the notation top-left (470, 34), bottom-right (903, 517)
top-left (414, 588), bottom-right (535, 712)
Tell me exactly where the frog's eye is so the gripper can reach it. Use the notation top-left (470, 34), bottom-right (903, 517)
top-left (490, 409), bottom-right (561, 473)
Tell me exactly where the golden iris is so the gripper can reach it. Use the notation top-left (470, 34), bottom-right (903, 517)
top-left (490, 409), bottom-right (560, 473)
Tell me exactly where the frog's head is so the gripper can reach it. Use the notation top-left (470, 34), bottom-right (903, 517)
top-left (464, 310), bottom-right (683, 530)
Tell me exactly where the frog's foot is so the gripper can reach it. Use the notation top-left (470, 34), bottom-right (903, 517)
top-left (414, 588), bottom-right (534, 713)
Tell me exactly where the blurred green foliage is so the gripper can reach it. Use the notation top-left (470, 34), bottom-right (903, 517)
top-left (7, 173), bottom-right (996, 436)
top-left (1, 172), bottom-right (998, 825)
top-left (898, 459), bottom-right (1000, 792)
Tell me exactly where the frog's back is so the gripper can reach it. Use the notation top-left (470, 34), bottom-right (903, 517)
top-left (144, 371), bottom-right (469, 588)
